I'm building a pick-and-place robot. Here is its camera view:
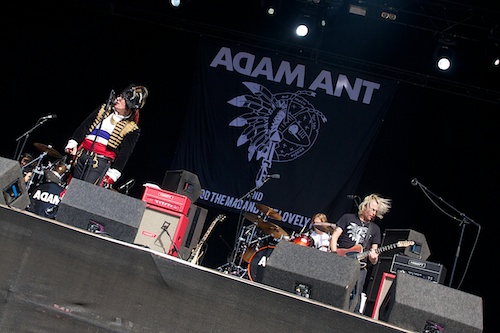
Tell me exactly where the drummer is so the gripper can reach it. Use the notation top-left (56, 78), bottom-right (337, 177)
top-left (18, 152), bottom-right (34, 183)
top-left (309, 212), bottom-right (334, 252)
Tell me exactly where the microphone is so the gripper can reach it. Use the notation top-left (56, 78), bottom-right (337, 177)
top-left (266, 174), bottom-right (281, 179)
top-left (118, 178), bottom-right (135, 191)
top-left (40, 114), bottom-right (57, 120)
top-left (347, 194), bottom-right (358, 200)
top-left (411, 178), bottom-right (419, 186)
top-left (110, 90), bottom-right (117, 104)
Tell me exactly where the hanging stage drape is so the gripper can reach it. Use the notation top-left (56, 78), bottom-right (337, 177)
top-left (171, 37), bottom-right (398, 231)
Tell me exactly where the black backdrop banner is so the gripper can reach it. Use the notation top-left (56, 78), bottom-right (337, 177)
top-left (171, 37), bottom-right (398, 231)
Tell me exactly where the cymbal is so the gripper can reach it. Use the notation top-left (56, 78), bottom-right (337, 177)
top-left (256, 220), bottom-right (289, 239)
top-left (34, 143), bottom-right (62, 159)
top-left (255, 203), bottom-right (282, 221)
top-left (313, 222), bottom-right (337, 233)
top-left (243, 213), bottom-right (263, 224)
top-left (244, 212), bottom-right (288, 239)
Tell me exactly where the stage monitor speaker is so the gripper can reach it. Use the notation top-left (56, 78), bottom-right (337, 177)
top-left (178, 204), bottom-right (208, 259)
top-left (261, 241), bottom-right (360, 311)
top-left (161, 170), bottom-right (201, 203)
top-left (0, 156), bottom-right (29, 209)
top-left (381, 229), bottom-right (430, 260)
top-left (56, 178), bottom-right (146, 243)
top-left (133, 207), bottom-right (189, 257)
top-left (379, 272), bottom-right (483, 333)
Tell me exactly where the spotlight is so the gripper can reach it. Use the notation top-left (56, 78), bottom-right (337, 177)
top-left (296, 24), bottom-right (309, 37)
top-left (437, 53), bottom-right (451, 71)
top-left (294, 15), bottom-right (314, 37)
top-left (485, 27), bottom-right (500, 67)
top-left (170, 0), bottom-right (181, 7)
top-left (434, 38), bottom-right (456, 72)
top-left (262, 0), bottom-right (281, 16)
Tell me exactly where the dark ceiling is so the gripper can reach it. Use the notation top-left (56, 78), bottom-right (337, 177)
top-left (72, 0), bottom-right (500, 104)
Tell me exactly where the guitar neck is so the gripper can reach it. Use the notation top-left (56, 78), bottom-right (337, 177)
top-left (189, 214), bottom-right (225, 262)
top-left (199, 217), bottom-right (220, 244)
top-left (357, 242), bottom-right (400, 260)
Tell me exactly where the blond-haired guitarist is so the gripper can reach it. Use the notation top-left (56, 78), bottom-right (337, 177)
top-left (329, 193), bottom-right (392, 313)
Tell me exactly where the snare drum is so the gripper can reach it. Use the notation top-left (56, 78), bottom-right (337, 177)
top-left (248, 245), bottom-right (275, 282)
top-left (27, 182), bottom-right (64, 219)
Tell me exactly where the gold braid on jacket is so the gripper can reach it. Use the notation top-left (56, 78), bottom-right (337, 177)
top-left (87, 104), bottom-right (139, 149)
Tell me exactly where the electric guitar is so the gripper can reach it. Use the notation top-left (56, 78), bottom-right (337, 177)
top-left (336, 240), bottom-right (415, 268)
top-left (189, 214), bottom-right (227, 265)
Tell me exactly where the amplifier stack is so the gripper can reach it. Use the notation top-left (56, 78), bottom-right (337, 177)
top-left (134, 185), bottom-right (192, 257)
top-left (390, 254), bottom-right (447, 284)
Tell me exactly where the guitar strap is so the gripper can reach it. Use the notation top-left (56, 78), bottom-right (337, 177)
top-left (362, 222), bottom-right (374, 251)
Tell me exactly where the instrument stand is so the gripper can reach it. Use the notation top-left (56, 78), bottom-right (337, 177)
top-left (14, 118), bottom-right (51, 161)
top-left (412, 179), bottom-right (481, 289)
top-left (217, 178), bottom-right (272, 276)
top-left (25, 152), bottom-right (48, 193)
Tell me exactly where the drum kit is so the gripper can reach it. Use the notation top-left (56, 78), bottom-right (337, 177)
top-left (23, 143), bottom-right (71, 219)
top-left (219, 203), bottom-right (338, 282)
top-left (218, 204), bottom-right (288, 279)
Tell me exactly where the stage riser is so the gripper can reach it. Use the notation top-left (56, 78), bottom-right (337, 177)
top-left (0, 205), bottom-right (410, 333)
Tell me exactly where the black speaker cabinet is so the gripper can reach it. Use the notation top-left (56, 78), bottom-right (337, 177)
top-left (379, 272), bottom-right (483, 333)
top-left (381, 229), bottom-right (430, 260)
top-left (161, 170), bottom-right (201, 203)
top-left (56, 178), bottom-right (146, 243)
top-left (261, 241), bottom-right (360, 311)
top-left (178, 204), bottom-right (208, 259)
top-left (0, 156), bottom-right (30, 209)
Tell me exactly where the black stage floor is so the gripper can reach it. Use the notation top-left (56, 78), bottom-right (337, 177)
top-left (0, 205), bottom-right (415, 333)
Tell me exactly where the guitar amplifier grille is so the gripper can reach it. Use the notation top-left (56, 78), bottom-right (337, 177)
top-left (390, 254), bottom-right (447, 284)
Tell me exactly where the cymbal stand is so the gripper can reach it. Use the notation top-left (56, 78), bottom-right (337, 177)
top-left (217, 223), bottom-right (257, 278)
top-left (224, 177), bottom-right (272, 266)
top-left (25, 152), bottom-right (48, 193)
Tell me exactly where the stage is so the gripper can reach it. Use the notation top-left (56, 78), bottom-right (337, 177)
top-left (0, 204), bottom-right (417, 333)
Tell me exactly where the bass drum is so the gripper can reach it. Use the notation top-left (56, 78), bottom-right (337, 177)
top-left (247, 245), bottom-right (275, 283)
top-left (27, 182), bottom-right (64, 219)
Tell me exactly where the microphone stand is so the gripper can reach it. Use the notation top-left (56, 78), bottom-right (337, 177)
top-left (14, 117), bottom-right (50, 161)
top-left (219, 177), bottom-right (272, 275)
top-left (412, 179), bottom-right (481, 289)
top-left (80, 90), bottom-right (115, 181)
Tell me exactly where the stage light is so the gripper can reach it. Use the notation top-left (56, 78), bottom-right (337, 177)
top-left (434, 39), bottom-right (456, 72)
top-left (380, 8), bottom-right (397, 21)
top-left (261, 0), bottom-right (281, 16)
top-left (294, 15), bottom-right (315, 37)
top-left (170, 0), bottom-right (181, 7)
top-left (485, 27), bottom-right (500, 68)
top-left (348, 4), bottom-right (367, 16)
top-left (296, 24), bottom-right (309, 37)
